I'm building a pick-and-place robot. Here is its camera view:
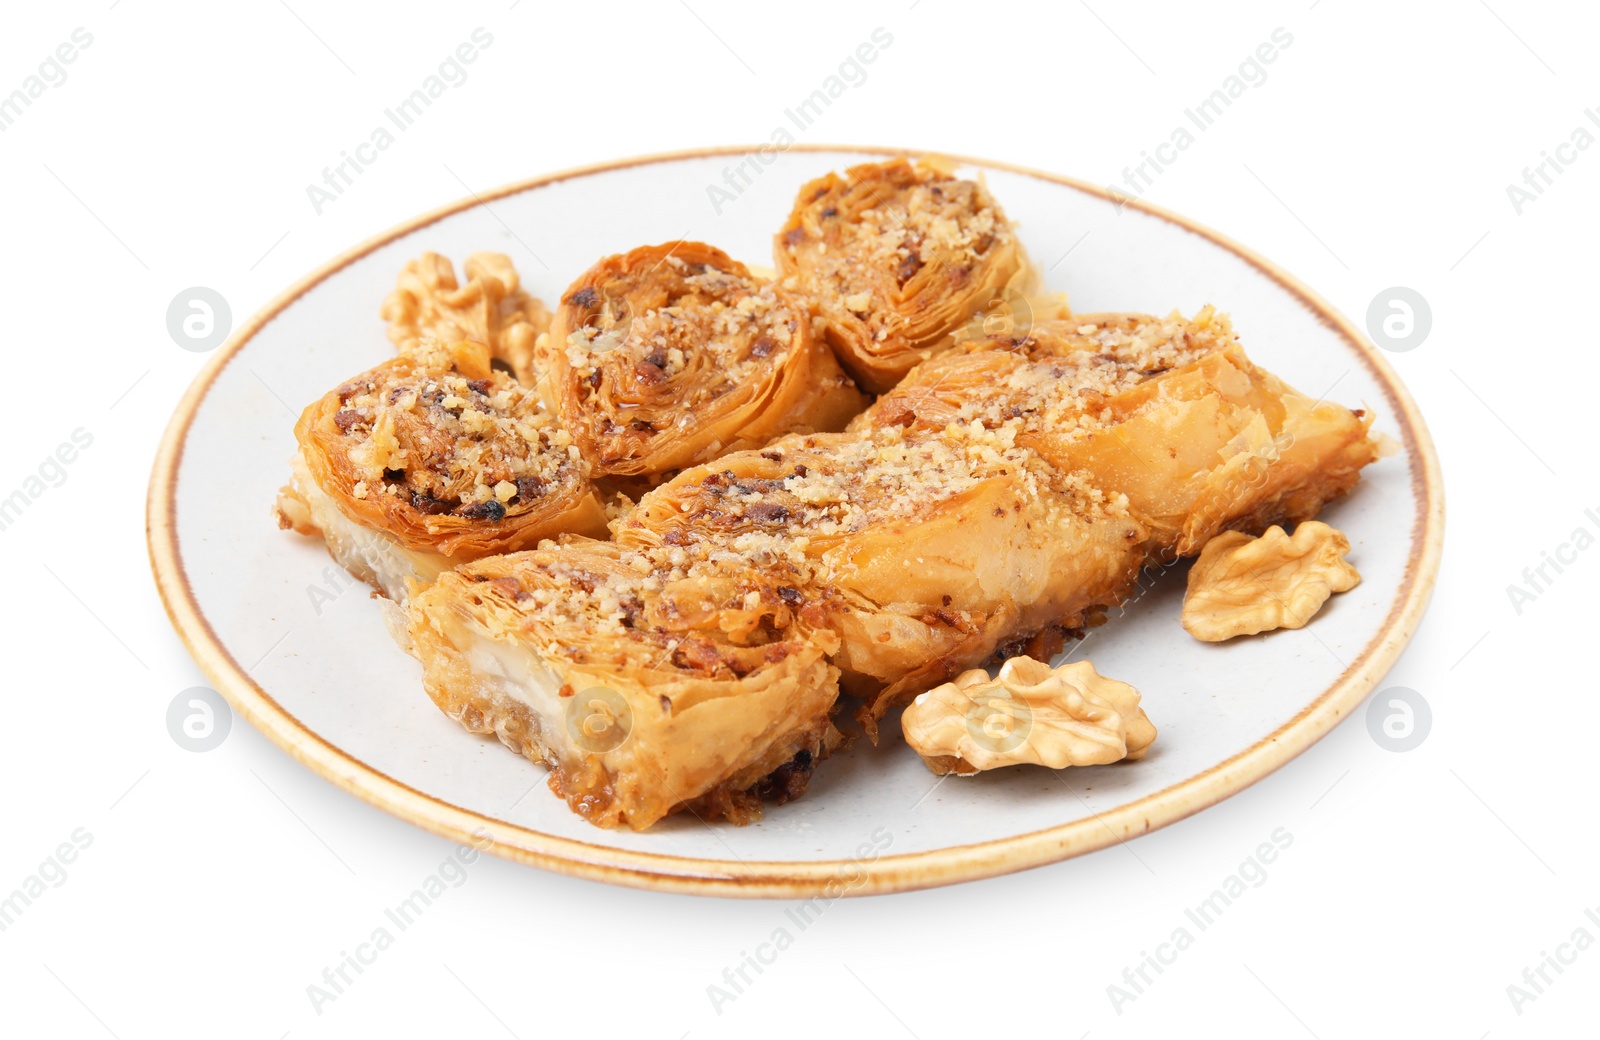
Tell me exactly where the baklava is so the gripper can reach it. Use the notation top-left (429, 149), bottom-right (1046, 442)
top-left (775, 157), bottom-right (1035, 392)
top-left (275, 339), bottom-right (608, 601)
top-left (405, 539), bottom-right (842, 829)
top-left (540, 241), bottom-right (866, 479)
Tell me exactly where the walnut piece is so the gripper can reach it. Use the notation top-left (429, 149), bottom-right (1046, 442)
top-left (380, 252), bottom-right (551, 385)
top-left (1181, 521), bottom-right (1360, 642)
top-left (900, 657), bottom-right (1156, 775)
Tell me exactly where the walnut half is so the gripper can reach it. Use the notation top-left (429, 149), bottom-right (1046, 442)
top-left (1181, 521), bottom-right (1360, 642)
top-left (900, 657), bottom-right (1157, 775)
top-left (380, 252), bottom-right (551, 385)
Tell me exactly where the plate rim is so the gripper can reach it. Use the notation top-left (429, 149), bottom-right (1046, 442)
top-left (147, 144), bottom-right (1445, 898)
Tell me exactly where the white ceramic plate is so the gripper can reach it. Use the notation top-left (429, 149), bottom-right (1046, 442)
top-left (149, 147), bottom-right (1443, 897)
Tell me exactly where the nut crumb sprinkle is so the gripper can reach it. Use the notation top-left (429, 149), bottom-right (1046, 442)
top-left (327, 339), bottom-right (583, 518)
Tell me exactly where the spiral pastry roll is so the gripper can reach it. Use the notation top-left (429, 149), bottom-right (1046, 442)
top-left (774, 156), bottom-right (1035, 393)
top-left (275, 340), bottom-right (608, 601)
top-left (614, 427), bottom-right (1146, 730)
top-left (381, 252), bottom-right (551, 385)
top-left (859, 308), bottom-right (1384, 560)
top-left (540, 241), bottom-right (867, 479)
top-left (405, 539), bottom-right (843, 830)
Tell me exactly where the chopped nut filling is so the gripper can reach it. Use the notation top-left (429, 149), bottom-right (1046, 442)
top-left (328, 340), bottom-right (582, 517)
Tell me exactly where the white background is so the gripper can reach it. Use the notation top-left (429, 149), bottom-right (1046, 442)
top-left (2, 1), bottom-right (1595, 1036)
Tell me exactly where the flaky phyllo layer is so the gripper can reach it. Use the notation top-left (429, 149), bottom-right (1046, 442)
top-left (541, 241), bottom-right (866, 478)
top-left (612, 425), bottom-right (1146, 727)
top-left (774, 156), bottom-right (1037, 393)
top-left (275, 339), bottom-right (608, 601)
top-left (858, 308), bottom-right (1382, 560)
top-left (406, 541), bottom-right (842, 830)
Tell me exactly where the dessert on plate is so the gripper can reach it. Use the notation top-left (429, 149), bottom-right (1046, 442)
top-left (277, 156), bottom-right (1383, 830)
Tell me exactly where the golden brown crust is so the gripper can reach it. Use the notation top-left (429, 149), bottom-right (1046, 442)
top-left (613, 426), bottom-right (1148, 734)
top-left (288, 339), bottom-right (609, 570)
top-left (541, 242), bottom-right (867, 478)
top-left (404, 541), bottom-right (842, 830)
top-left (774, 157), bottom-right (1035, 393)
top-left (856, 308), bottom-right (1381, 560)
top-left (856, 311), bottom-right (1231, 434)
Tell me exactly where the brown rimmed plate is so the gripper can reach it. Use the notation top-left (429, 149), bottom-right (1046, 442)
top-left (147, 146), bottom-right (1443, 897)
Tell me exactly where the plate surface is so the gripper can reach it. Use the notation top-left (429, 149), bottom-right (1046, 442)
top-left (148, 146), bottom-right (1443, 897)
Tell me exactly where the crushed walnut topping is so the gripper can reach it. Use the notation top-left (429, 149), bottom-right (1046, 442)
top-left (329, 340), bottom-right (582, 518)
top-left (625, 424), bottom-right (1130, 583)
top-left (563, 256), bottom-right (800, 416)
top-left (786, 163), bottom-right (1013, 343)
top-left (882, 308), bottom-right (1236, 437)
top-left (453, 544), bottom-right (819, 678)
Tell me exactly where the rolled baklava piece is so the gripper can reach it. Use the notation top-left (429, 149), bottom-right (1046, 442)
top-left (859, 308), bottom-right (1385, 561)
top-left (405, 539), bottom-right (843, 829)
top-left (381, 252), bottom-right (551, 385)
top-left (540, 242), bottom-right (867, 479)
top-left (774, 156), bottom-right (1035, 393)
top-left (614, 426), bottom-right (1147, 734)
top-left (275, 339), bottom-right (609, 601)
